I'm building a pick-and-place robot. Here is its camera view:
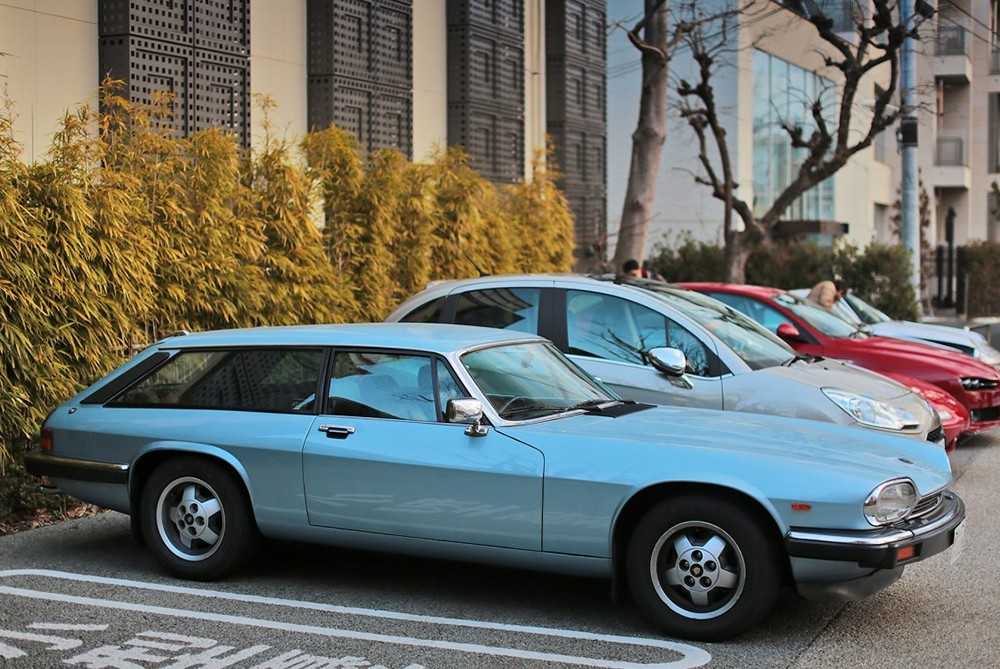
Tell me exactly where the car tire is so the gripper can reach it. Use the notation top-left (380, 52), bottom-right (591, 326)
top-left (140, 457), bottom-right (258, 581)
top-left (626, 494), bottom-right (783, 641)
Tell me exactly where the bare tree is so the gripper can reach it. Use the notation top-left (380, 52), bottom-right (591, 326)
top-left (675, 0), bottom-right (930, 282)
top-left (612, 0), bottom-right (671, 271)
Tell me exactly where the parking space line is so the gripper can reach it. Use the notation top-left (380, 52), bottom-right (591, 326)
top-left (0, 569), bottom-right (711, 668)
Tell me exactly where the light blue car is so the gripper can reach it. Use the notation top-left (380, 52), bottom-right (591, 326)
top-left (27, 324), bottom-right (964, 641)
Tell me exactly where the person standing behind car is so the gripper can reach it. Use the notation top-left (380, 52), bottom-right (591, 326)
top-left (807, 279), bottom-right (847, 311)
top-left (622, 259), bottom-right (642, 278)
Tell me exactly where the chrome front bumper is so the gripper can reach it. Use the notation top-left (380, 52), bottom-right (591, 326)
top-left (785, 491), bottom-right (965, 570)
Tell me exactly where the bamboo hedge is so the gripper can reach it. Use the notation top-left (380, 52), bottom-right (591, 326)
top-left (0, 86), bottom-right (574, 465)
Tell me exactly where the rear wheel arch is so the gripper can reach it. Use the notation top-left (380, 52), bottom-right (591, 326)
top-left (610, 482), bottom-right (792, 595)
top-left (129, 447), bottom-right (257, 536)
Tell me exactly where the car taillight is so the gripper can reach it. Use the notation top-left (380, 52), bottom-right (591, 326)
top-left (40, 428), bottom-right (53, 452)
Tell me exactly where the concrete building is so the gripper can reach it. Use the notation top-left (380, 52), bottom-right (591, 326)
top-left (0, 0), bottom-right (607, 258)
top-left (897, 0), bottom-right (1000, 248)
top-left (606, 0), bottom-right (898, 255)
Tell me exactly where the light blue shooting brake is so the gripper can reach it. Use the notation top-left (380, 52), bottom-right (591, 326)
top-left (27, 324), bottom-right (964, 641)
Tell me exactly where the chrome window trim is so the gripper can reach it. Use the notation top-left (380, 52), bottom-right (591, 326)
top-left (565, 352), bottom-right (732, 383)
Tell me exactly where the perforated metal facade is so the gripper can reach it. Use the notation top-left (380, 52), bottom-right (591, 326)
top-left (98, 0), bottom-right (251, 148)
top-left (307, 0), bottom-right (413, 158)
top-left (545, 0), bottom-right (607, 263)
top-left (446, 0), bottom-right (525, 183)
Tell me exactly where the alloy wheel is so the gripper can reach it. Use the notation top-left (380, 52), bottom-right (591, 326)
top-left (155, 476), bottom-right (226, 562)
top-left (649, 520), bottom-right (747, 620)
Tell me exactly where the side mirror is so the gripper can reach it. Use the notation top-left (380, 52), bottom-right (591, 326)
top-left (647, 347), bottom-right (687, 377)
top-left (446, 398), bottom-right (489, 437)
top-left (776, 322), bottom-right (806, 343)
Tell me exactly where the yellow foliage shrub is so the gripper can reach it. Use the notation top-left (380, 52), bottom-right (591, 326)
top-left (0, 85), bottom-right (575, 463)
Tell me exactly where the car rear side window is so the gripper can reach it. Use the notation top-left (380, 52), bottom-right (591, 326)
top-left (110, 349), bottom-right (325, 414)
top-left (401, 297), bottom-right (444, 323)
top-left (452, 288), bottom-right (540, 334)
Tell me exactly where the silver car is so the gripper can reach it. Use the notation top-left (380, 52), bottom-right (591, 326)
top-left (791, 288), bottom-right (1000, 367)
top-left (387, 275), bottom-right (943, 443)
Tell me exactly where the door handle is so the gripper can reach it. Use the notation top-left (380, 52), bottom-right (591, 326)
top-left (318, 424), bottom-right (356, 439)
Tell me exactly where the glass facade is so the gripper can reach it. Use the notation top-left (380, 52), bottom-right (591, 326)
top-left (752, 49), bottom-right (835, 221)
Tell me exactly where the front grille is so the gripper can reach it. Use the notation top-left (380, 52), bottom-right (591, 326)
top-left (927, 425), bottom-right (945, 443)
top-left (910, 493), bottom-right (943, 520)
top-left (971, 406), bottom-right (1000, 423)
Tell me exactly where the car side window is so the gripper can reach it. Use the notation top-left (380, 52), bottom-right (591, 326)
top-left (327, 352), bottom-right (437, 422)
top-left (452, 288), bottom-right (540, 334)
top-left (111, 349), bottom-right (324, 413)
top-left (436, 360), bottom-right (468, 421)
top-left (667, 321), bottom-right (712, 377)
top-left (566, 291), bottom-right (713, 375)
top-left (401, 297), bottom-right (444, 323)
top-left (708, 293), bottom-right (792, 333)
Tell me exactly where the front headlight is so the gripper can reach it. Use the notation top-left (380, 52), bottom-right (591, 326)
top-left (960, 377), bottom-right (999, 391)
top-left (864, 479), bottom-right (918, 526)
top-left (822, 388), bottom-right (919, 431)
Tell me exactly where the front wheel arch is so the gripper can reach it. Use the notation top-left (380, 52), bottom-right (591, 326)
top-left (610, 482), bottom-right (792, 599)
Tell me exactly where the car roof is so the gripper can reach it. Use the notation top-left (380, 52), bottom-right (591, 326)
top-left (156, 323), bottom-right (541, 353)
top-left (423, 273), bottom-right (605, 288)
top-left (679, 282), bottom-right (785, 299)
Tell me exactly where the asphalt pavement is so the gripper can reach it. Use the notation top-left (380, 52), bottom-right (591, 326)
top-left (0, 433), bottom-right (996, 669)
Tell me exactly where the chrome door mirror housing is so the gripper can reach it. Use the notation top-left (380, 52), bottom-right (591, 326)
top-left (647, 347), bottom-right (688, 377)
top-left (446, 398), bottom-right (489, 437)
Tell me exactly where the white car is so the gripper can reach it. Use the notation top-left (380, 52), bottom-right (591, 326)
top-left (790, 289), bottom-right (1000, 368)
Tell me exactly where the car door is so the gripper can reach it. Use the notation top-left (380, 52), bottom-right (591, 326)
top-left (560, 289), bottom-right (724, 408)
top-left (302, 349), bottom-right (544, 550)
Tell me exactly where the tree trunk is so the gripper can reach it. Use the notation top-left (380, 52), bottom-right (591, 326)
top-left (723, 230), bottom-right (750, 283)
top-left (612, 0), bottom-right (669, 272)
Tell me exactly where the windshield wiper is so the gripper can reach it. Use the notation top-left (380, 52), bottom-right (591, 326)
top-left (781, 354), bottom-right (815, 367)
top-left (566, 398), bottom-right (624, 413)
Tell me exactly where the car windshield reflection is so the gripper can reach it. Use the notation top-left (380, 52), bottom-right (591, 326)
top-left (460, 342), bottom-right (617, 421)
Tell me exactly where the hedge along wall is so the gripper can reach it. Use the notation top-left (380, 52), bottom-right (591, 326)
top-left (650, 235), bottom-right (920, 321)
top-left (0, 87), bottom-right (575, 464)
top-left (961, 242), bottom-right (1000, 318)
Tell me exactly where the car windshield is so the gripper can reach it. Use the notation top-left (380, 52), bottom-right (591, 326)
top-left (634, 283), bottom-right (796, 370)
top-left (843, 292), bottom-right (891, 324)
top-left (460, 341), bottom-right (617, 421)
top-left (774, 293), bottom-right (861, 338)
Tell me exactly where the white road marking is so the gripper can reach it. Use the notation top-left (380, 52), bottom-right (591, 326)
top-left (28, 623), bottom-right (109, 631)
top-left (0, 569), bottom-right (711, 669)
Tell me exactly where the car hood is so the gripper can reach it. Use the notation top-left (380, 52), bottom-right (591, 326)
top-left (833, 336), bottom-right (1000, 379)
top-left (502, 406), bottom-right (952, 495)
top-left (871, 320), bottom-right (993, 351)
top-left (759, 357), bottom-right (912, 401)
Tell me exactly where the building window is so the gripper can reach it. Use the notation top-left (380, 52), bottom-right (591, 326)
top-left (752, 49), bottom-right (835, 221)
top-left (478, 51), bottom-right (492, 83)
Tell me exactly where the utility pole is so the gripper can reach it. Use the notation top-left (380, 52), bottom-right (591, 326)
top-left (900, 0), bottom-right (921, 314)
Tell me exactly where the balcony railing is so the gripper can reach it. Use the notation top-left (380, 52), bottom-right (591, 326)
top-left (993, 48), bottom-right (1000, 74)
top-left (936, 25), bottom-right (968, 57)
top-left (936, 137), bottom-right (966, 167)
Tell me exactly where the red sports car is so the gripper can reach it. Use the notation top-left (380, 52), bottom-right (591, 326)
top-left (681, 283), bottom-right (1000, 437)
